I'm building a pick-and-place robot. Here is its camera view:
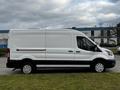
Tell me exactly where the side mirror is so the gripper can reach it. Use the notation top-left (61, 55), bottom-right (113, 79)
top-left (95, 42), bottom-right (100, 45)
top-left (90, 45), bottom-right (97, 51)
top-left (94, 45), bottom-right (101, 52)
top-left (94, 45), bottom-right (98, 51)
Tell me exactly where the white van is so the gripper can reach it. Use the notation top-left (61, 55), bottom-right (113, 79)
top-left (6, 29), bottom-right (115, 74)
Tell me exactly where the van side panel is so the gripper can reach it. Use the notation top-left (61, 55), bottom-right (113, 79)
top-left (45, 30), bottom-right (74, 60)
top-left (9, 30), bottom-right (45, 60)
top-left (7, 29), bottom-right (115, 70)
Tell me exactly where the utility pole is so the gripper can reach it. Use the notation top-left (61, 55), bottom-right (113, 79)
top-left (117, 23), bottom-right (120, 45)
top-left (116, 27), bottom-right (120, 45)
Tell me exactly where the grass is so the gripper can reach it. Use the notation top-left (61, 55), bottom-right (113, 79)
top-left (109, 47), bottom-right (118, 54)
top-left (0, 48), bottom-right (7, 57)
top-left (0, 73), bottom-right (120, 90)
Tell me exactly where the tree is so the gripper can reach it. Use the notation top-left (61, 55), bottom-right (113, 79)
top-left (117, 23), bottom-right (120, 27)
top-left (116, 23), bottom-right (120, 45)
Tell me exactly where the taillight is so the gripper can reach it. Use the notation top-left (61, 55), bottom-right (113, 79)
top-left (6, 48), bottom-right (10, 59)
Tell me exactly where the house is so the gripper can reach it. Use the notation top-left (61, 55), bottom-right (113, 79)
top-left (72, 27), bottom-right (117, 45)
top-left (0, 30), bottom-right (9, 48)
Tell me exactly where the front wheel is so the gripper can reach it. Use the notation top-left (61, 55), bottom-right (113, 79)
top-left (22, 63), bottom-right (36, 74)
top-left (91, 62), bottom-right (105, 73)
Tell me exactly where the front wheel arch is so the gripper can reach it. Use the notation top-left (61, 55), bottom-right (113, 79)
top-left (90, 58), bottom-right (106, 72)
top-left (91, 58), bottom-right (106, 65)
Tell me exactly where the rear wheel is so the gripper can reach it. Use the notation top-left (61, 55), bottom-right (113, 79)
top-left (91, 62), bottom-right (105, 73)
top-left (22, 63), bottom-right (36, 74)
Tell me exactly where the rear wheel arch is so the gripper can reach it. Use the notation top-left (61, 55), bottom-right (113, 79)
top-left (21, 58), bottom-right (36, 74)
top-left (21, 58), bottom-right (36, 67)
top-left (22, 58), bottom-right (33, 63)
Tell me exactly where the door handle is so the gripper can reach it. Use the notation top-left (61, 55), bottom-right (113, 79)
top-left (68, 50), bottom-right (73, 52)
top-left (76, 51), bottom-right (80, 53)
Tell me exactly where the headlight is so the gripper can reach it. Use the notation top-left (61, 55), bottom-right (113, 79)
top-left (105, 50), bottom-right (113, 56)
top-left (117, 47), bottom-right (120, 51)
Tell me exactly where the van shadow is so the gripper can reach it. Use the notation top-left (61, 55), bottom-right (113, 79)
top-left (36, 67), bottom-right (92, 74)
top-left (13, 67), bottom-right (111, 74)
top-left (12, 67), bottom-right (91, 74)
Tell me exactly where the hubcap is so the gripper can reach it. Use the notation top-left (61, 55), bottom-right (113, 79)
top-left (95, 63), bottom-right (104, 72)
top-left (23, 65), bottom-right (32, 74)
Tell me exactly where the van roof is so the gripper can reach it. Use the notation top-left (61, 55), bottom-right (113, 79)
top-left (10, 28), bottom-right (85, 36)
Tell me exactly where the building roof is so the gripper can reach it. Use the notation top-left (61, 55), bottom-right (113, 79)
top-left (0, 30), bottom-right (9, 33)
top-left (0, 27), bottom-right (118, 33)
top-left (71, 27), bottom-right (116, 31)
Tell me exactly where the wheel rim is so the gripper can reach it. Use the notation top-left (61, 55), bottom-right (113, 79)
top-left (23, 65), bottom-right (32, 74)
top-left (95, 63), bottom-right (104, 72)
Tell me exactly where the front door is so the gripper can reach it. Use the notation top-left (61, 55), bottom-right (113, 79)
top-left (75, 36), bottom-right (99, 61)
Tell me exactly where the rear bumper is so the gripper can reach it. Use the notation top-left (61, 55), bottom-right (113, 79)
top-left (105, 59), bottom-right (116, 68)
top-left (6, 60), bottom-right (22, 68)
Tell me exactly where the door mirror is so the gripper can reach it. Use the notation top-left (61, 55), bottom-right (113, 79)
top-left (89, 45), bottom-right (97, 51)
top-left (93, 45), bottom-right (101, 52)
top-left (89, 44), bottom-right (100, 52)
top-left (94, 45), bottom-right (98, 51)
top-left (95, 42), bottom-right (100, 45)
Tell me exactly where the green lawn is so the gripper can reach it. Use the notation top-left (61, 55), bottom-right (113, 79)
top-left (0, 73), bottom-right (120, 90)
top-left (109, 48), bottom-right (118, 54)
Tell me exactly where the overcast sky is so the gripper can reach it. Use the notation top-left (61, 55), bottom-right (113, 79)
top-left (0, 0), bottom-right (120, 29)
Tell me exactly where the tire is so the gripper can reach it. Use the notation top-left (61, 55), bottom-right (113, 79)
top-left (21, 63), bottom-right (36, 74)
top-left (91, 62), bottom-right (105, 73)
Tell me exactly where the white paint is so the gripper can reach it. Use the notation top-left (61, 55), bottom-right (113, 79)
top-left (8, 29), bottom-right (115, 69)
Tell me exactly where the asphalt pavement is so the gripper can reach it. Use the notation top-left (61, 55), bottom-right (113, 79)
top-left (0, 55), bottom-right (120, 75)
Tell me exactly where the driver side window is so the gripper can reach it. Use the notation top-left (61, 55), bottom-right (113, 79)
top-left (77, 36), bottom-right (96, 51)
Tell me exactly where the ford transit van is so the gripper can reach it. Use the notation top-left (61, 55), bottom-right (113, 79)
top-left (6, 29), bottom-right (115, 74)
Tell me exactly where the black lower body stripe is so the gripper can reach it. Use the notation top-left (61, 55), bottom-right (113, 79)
top-left (6, 59), bottom-right (115, 68)
top-left (34, 60), bottom-right (92, 65)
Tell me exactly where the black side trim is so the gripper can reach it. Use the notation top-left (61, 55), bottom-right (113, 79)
top-left (34, 60), bottom-right (92, 65)
top-left (6, 60), bottom-right (92, 68)
top-left (6, 59), bottom-right (116, 68)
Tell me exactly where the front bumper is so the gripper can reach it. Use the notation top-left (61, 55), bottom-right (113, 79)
top-left (105, 59), bottom-right (116, 68)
